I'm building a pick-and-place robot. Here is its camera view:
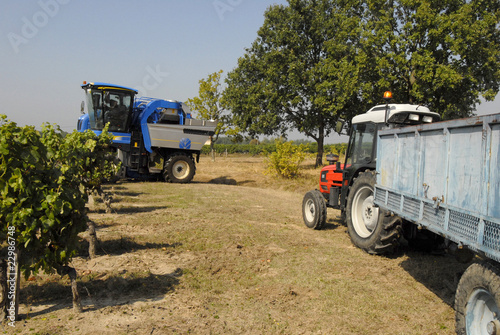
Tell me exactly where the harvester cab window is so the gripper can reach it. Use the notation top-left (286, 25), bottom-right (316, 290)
top-left (87, 91), bottom-right (103, 130)
top-left (104, 93), bottom-right (120, 130)
top-left (345, 123), bottom-right (376, 166)
top-left (88, 89), bottom-right (134, 132)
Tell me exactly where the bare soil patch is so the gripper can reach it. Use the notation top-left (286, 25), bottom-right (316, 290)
top-left (4, 155), bottom-right (467, 334)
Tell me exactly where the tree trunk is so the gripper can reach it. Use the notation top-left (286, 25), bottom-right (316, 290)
top-left (88, 193), bottom-right (95, 209)
top-left (210, 136), bottom-right (215, 162)
top-left (0, 260), bottom-right (7, 321)
top-left (315, 125), bottom-right (325, 167)
top-left (96, 188), bottom-right (112, 213)
top-left (87, 219), bottom-right (98, 259)
top-left (59, 266), bottom-right (82, 313)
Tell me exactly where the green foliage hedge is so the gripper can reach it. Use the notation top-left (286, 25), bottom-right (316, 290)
top-left (201, 142), bottom-right (347, 156)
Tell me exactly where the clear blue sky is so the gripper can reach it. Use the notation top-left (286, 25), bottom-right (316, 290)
top-left (1, 0), bottom-right (498, 143)
top-left (1, 1), bottom-right (289, 130)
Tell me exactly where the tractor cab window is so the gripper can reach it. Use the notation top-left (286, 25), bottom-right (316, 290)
top-left (345, 123), bottom-right (376, 166)
top-left (86, 89), bottom-right (134, 132)
top-left (87, 90), bottom-right (103, 130)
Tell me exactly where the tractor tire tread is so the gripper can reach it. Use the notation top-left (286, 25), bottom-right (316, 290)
top-left (163, 153), bottom-right (196, 183)
top-left (455, 261), bottom-right (500, 335)
top-left (302, 190), bottom-right (327, 230)
top-left (346, 170), bottom-right (402, 255)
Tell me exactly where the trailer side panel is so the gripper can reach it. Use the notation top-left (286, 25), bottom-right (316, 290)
top-left (374, 114), bottom-right (500, 261)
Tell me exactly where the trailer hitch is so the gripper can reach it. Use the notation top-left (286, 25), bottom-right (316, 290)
top-left (432, 196), bottom-right (444, 209)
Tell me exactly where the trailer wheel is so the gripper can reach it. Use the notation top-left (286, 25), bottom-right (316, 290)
top-left (346, 170), bottom-right (401, 254)
top-left (455, 262), bottom-right (500, 335)
top-left (163, 153), bottom-right (196, 183)
top-left (302, 190), bottom-right (327, 230)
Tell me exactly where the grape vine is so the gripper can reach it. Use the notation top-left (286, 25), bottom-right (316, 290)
top-left (0, 115), bottom-right (119, 317)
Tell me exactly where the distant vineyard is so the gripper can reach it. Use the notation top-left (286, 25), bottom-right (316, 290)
top-left (201, 142), bottom-right (347, 156)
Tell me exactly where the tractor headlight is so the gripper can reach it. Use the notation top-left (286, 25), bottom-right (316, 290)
top-left (422, 116), bottom-right (433, 123)
top-left (408, 114), bottom-right (419, 122)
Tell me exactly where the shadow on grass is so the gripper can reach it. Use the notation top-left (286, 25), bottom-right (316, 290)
top-left (113, 190), bottom-right (144, 198)
top-left (20, 268), bottom-right (182, 319)
top-left (320, 217), bottom-right (343, 230)
top-left (209, 176), bottom-right (237, 185)
top-left (97, 184), bottom-right (144, 200)
top-left (115, 205), bottom-right (166, 214)
top-left (89, 205), bottom-right (165, 214)
top-left (399, 249), bottom-right (470, 307)
top-left (197, 176), bottom-right (256, 186)
top-left (79, 237), bottom-right (181, 257)
top-left (89, 222), bottom-right (113, 230)
top-left (102, 184), bottom-right (128, 191)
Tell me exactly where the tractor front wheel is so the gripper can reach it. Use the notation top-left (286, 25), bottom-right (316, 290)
top-left (302, 190), bottom-right (327, 230)
top-left (163, 153), bottom-right (196, 183)
top-left (346, 170), bottom-right (401, 254)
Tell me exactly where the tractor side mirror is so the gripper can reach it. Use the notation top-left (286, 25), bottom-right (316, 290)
top-left (326, 154), bottom-right (339, 165)
top-left (335, 119), bottom-right (346, 134)
top-left (80, 101), bottom-right (85, 114)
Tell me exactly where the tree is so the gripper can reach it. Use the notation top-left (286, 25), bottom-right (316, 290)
top-left (186, 70), bottom-right (240, 159)
top-left (358, 0), bottom-right (500, 119)
top-left (225, 0), bottom-right (365, 166)
top-left (225, 0), bottom-right (500, 166)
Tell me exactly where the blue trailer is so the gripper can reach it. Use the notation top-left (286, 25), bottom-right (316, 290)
top-left (77, 82), bottom-right (216, 183)
top-left (302, 91), bottom-right (500, 334)
top-left (374, 113), bottom-right (500, 335)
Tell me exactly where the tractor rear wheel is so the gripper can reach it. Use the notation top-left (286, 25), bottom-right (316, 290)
top-left (163, 153), bottom-right (196, 183)
top-left (302, 190), bottom-right (327, 230)
top-left (346, 170), bottom-right (402, 254)
top-left (455, 262), bottom-right (500, 335)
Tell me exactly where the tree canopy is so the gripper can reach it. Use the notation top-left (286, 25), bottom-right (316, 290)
top-left (225, 0), bottom-right (500, 165)
top-left (187, 70), bottom-right (225, 143)
top-left (360, 0), bottom-right (500, 119)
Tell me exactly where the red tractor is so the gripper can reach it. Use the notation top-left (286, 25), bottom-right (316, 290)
top-left (302, 93), bottom-right (440, 254)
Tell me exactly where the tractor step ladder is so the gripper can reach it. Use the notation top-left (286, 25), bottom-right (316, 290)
top-left (129, 131), bottom-right (144, 171)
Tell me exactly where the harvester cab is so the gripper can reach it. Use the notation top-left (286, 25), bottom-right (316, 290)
top-left (81, 82), bottom-right (137, 134)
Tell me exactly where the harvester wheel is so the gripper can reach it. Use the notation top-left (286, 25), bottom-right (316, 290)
top-left (346, 170), bottom-right (401, 254)
top-left (455, 262), bottom-right (500, 335)
top-left (302, 190), bottom-right (327, 230)
top-left (163, 153), bottom-right (196, 183)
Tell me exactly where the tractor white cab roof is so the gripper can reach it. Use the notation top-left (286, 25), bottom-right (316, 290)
top-left (352, 104), bottom-right (441, 126)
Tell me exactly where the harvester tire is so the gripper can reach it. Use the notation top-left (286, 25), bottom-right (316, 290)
top-left (163, 153), bottom-right (196, 183)
top-left (346, 170), bottom-right (401, 254)
top-left (455, 262), bottom-right (500, 335)
top-left (302, 190), bottom-right (327, 230)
